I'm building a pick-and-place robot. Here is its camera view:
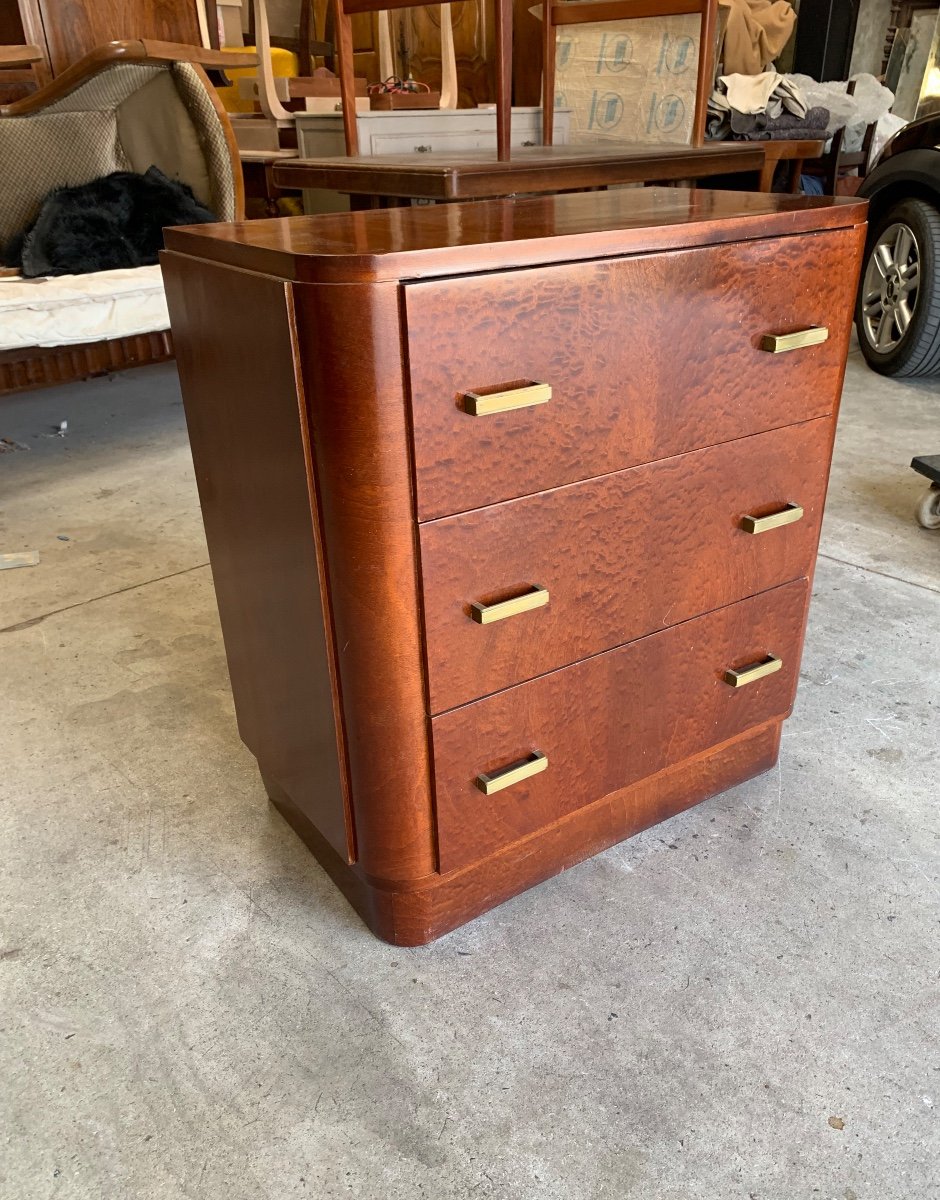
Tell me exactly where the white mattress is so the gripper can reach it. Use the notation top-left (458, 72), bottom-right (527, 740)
top-left (0, 264), bottom-right (169, 352)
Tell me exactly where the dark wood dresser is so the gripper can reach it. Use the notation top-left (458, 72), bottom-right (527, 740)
top-left (162, 188), bottom-right (866, 945)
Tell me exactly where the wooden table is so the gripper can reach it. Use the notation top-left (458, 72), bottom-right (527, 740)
top-left (756, 138), bottom-right (828, 193)
top-left (240, 148), bottom-right (300, 218)
top-left (272, 142), bottom-right (766, 205)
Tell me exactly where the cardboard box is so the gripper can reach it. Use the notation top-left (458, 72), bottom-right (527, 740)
top-left (552, 14), bottom-right (701, 145)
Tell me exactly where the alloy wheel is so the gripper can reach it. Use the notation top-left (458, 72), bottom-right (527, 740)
top-left (861, 221), bottom-right (921, 352)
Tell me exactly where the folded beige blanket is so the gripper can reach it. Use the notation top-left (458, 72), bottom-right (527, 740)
top-left (712, 71), bottom-right (807, 118)
top-left (719, 0), bottom-right (796, 75)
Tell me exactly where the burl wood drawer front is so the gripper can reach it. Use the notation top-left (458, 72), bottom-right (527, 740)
top-left (405, 228), bottom-right (859, 520)
top-left (420, 419), bottom-right (830, 714)
top-left (431, 579), bottom-right (808, 873)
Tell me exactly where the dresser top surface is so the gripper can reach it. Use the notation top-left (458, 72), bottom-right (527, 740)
top-left (163, 187), bottom-right (867, 285)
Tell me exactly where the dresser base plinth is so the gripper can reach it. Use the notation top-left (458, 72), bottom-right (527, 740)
top-left (262, 719), bottom-right (782, 946)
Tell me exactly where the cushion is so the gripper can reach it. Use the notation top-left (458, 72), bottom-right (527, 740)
top-left (0, 265), bottom-right (168, 351)
top-left (0, 112), bottom-right (128, 250)
top-left (117, 71), bottom-right (213, 210)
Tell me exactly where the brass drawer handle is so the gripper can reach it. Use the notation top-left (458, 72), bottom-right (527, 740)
top-left (469, 585), bottom-right (549, 625)
top-left (461, 382), bottom-right (551, 416)
top-left (759, 327), bottom-right (829, 353)
top-left (722, 654), bottom-right (783, 688)
top-left (741, 502), bottom-right (804, 534)
top-left (475, 751), bottom-right (548, 796)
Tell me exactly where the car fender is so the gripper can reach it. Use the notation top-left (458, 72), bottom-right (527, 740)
top-left (859, 148), bottom-right (940, 228)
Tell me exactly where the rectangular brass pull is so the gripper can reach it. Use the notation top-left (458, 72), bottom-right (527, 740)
top-left (475, 751), bottom-right (548, 796)
top-left (723, 654), bottom-right (783, 688)
top-left (469, 585), bottom-right (549, 625)
top-left (462, 382), bottom-right (551, 416)
top-left (741, 502), bottom-right (804, 534)
top-left (759, 327), bottom-right (829, 353)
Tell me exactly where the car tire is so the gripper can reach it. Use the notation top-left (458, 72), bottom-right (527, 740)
top-left (855, 197), bottom-right (940, 377)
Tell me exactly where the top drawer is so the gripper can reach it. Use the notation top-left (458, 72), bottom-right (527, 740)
top-left (405, 227), bottom-right (861, 520)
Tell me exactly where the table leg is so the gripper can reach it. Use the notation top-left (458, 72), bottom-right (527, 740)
top-left (350, 194), bottom-right (382, 211)
top-left (263, 165), bottom-right (281, 216)
top-left (757, 158), bottom-right (776, 192)
top-left (349, 195), bottom-right (414, 210)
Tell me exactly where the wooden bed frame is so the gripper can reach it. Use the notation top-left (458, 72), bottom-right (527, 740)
top-left (0, 331), bottom-right (174, 396)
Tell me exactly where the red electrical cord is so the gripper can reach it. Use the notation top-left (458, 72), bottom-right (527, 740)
top-left (368, 75), bottom-right (431, 96)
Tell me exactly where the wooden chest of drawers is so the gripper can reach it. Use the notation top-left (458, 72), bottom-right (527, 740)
top-left (162, 188), bottom-right (866, 945)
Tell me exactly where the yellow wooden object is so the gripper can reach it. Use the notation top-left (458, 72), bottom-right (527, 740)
top-left (216, 46), bottom-right (299, 113)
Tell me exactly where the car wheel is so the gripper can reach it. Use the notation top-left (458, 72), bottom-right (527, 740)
top-left (856, 197), bottom-right (940, 377)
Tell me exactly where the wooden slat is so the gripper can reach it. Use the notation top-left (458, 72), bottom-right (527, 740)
top-left (550, 0), bottom-right (708, 23)
top-left (342, 0), bottom-right (427, 13)
top-left (495, 0), bottom-right (512, 160)
top-left (0, 44), bottom-right (43, 65)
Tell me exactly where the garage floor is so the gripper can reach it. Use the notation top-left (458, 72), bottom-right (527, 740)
top-left (1, 346), bottom-right (938, 1200)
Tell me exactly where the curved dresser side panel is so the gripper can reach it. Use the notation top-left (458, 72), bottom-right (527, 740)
top-left (292, 280), bottom-right (436, 884)
top-left (161, 251), bottom-right (353, 863)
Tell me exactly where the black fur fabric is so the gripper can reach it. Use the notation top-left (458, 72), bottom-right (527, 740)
top-left (4, 166), bottom-right (216, 277)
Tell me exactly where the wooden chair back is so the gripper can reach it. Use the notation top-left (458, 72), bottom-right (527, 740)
top-left (814, 80), bottom-right (877, 194)
top-left (541, 0), bottom-right (717, 147)
top-left (246, 0), bottom-right (335, 74)
top-left (333, 0), bottom-right (513, 159)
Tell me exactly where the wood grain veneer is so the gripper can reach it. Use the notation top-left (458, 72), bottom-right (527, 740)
top-left (419, 420), bottom-right (831, 713)
top-left (267, 719), bottom-right (784, 946)
top-left (162, 187), bottom-right (867, 284)
top-left (405, 227), bottom-right (863, 518)
top-left (15, 0), bottom-right (203, 77)
top-left (162, 187), bottom-right (866, 944)
top-left (290, 280), bottom-right (437, 883)
top-left (431, 579), bottom-right (807, 873)
top-left (161, 254), bottom-right (352, 860)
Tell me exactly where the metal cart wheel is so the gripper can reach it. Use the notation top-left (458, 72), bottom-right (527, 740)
top-left (916, 482), bottom-right (940, 529)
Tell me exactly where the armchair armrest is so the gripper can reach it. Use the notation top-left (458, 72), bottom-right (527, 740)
top-left (135, 40), bottom-right (258, 69)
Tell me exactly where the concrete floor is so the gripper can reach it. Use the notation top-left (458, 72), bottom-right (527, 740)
top-left (1, 347), bottom-right (938, 1200)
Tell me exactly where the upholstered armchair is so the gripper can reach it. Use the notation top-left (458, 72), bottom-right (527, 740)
top-left (0, 39), bottom-right (254, 395)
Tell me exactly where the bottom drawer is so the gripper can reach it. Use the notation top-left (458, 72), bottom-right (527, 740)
top-left (431, 579), bottom-right (809, 873)
top-left (369, 130), bottom-right (494, 155)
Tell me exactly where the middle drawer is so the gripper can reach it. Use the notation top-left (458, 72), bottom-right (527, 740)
top-left (419, 418), bottom-right (831, 714)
